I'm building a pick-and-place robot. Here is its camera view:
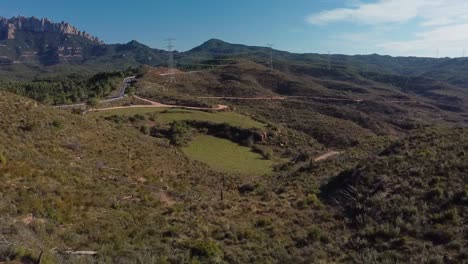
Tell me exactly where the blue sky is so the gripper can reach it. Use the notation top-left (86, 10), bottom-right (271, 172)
top-left (1, 0), bottom-right (468, 57)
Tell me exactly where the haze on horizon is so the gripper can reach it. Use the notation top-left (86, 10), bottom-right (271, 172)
top-left (2, 0), bottom-right (468, 58)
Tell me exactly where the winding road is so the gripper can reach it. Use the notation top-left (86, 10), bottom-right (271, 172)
top-left (53, 76), bottom-right (136, 109)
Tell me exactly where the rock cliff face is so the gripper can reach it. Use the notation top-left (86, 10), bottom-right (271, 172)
top-left (0, 16), bottom-right (103, 44)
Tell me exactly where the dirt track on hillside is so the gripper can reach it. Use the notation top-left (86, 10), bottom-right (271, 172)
top-left (314, 151), bottom-right (342, 162)
top-left (89, 95), bottom-right (228, 113)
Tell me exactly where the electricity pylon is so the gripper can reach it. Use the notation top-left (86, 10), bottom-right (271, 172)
top-left (165, 38), bottom-right (176, 83)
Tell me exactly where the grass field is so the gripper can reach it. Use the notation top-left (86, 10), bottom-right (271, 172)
top-left (182, 135), bottom-right (273, 175)
top-left (89, 107), bottom-right (265, 129)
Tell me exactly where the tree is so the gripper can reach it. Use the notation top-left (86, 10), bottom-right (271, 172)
top-left (169, 121), bottom-right (193, 146)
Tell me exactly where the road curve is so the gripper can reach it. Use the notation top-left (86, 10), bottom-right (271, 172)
top-left (53, 76), bottom-right (136, 109)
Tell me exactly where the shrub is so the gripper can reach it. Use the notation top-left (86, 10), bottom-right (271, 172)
top-left (190, 240), bottom-right (223, 261)
top-left (2, 246), bottom-right (36, 263)
top-left (86, 97), bottom-right (100, 107)
top-left (426, 187), bottom-right (444, 200)
top-left (19, 121), bottom-right (37, 132)
top-left (255, 217), bottom-right (272, 228)
top-left (0, 152), bottom-right (6, 168)
top-left (134, 114), bottom-right (146, 121)
top-left (307, 226), bottom-right (324, 242)
top-left (305, 193), bottom-right (323, 207)
top-left (140, 125), bottom-right (150, 135)
top-left (424, 228), bottom-right (454, 245)
top-left (50, 120), bottom-right (63, 129)
top-left (169, 121), bottom-right (194, 146)
top-left (71, 108), bottom-right (83, 115)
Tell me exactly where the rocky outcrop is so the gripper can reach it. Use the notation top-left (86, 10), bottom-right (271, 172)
top-left (0, 16), bottom-right (103, 44)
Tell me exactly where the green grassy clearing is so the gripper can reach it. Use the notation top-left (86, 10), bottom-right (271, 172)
top-left (182, 135), bottom-right (273, 175)
top-left (90, 107), bottom-right (265, 129)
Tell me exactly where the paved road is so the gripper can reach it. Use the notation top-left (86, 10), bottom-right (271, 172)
top-left (111, 76), bottom-right (136, 99)
top-left (53, 76), bottom-right (136, 109)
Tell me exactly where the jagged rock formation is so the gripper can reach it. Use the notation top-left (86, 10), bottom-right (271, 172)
top-left (0, 16), bottom-right (103, 44)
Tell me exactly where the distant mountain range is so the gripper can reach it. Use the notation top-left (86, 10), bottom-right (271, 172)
top-left (1, 16), bottom-right (468, 91)
top-left (0, 16), bottom-right (168, 72)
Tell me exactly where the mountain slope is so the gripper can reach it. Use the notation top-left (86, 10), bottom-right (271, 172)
top-left (323, 127), bottom-right (468, 263)
top-left (184, 39), bottom-right (468, 90)
top-left (0, 16), bottom-right (169, 80)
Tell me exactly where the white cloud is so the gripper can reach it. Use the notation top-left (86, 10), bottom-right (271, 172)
top-left (378, 23), bottom-right (468, 56)
top-left (307, 0), bottom-right (468, 27)
top-left (307, 0), bottom-right (468, 57)
top-left (307, 0), bottom-right (431, 25)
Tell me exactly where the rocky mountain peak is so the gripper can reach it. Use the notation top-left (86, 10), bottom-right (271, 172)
top-left (0, 16), bottom-right (103, 44)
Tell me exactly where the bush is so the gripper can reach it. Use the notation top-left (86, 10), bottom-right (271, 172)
top-left (0, 152), bottom-right (6, 168)
top-left (2, 246), bottom-right (36, 263)
top-left (140, 125), bottom-right (150, 135)
top-left (134, 114), bottom-right (146, 121)
top-left (426, 187), bottom-right (444, 200)
top-left (169, 121), bottom-right (194, 146)
top-left (86, 97), bottom-right (100, 107)
top-left (255, 217), bottom-right (272, 228)
top-left (51, 120), bottom-right (63, 129)
top-left (305, 193), bottom-right (323, 207)
top-left (190, 240), bottom-right (223, 261)
top-left (425, 228), bottom-right (454, 245)
top-left (19, 121), bottom-right (37, 132)
top-left (307, 226), bottom-right (326, 242)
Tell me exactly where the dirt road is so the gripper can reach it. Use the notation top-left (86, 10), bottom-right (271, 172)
top-left (314, 151), bottom-right (342, 162)
top-left (89, 95), bottom-right (228, 113)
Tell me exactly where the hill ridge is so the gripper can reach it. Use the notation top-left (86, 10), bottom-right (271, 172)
top-left (0, 16), bottom-right (102, 44)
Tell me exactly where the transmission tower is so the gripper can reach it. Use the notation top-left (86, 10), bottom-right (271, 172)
top-left (165, 38), bottom-right (176, 83)
top-left (267, 44), bottom-right (274, 73)
top-left (327, 51), bottom-right (331, 70)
